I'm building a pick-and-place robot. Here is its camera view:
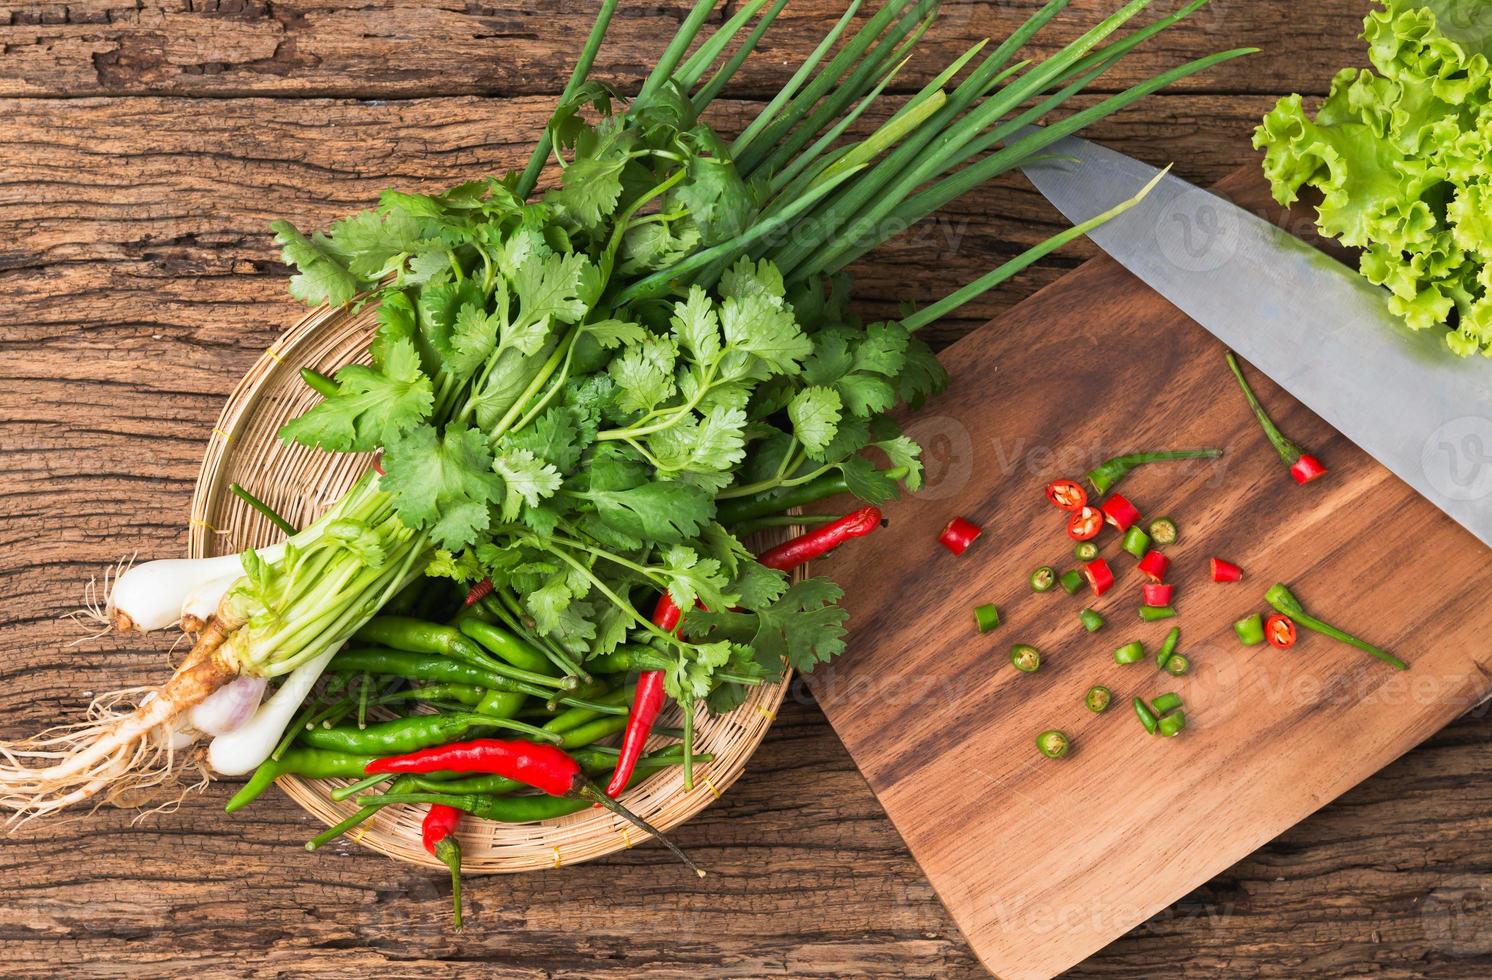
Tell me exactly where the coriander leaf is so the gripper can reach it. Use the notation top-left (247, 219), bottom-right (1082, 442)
top-left (372, 289), bottom-right (418, 371)
top-left (874, 435), bottom-right (925, 492)
top-left (664, 640), bottom-right (734, 703)
top-left (502, 404), bottom-right (590, 473)
top-left (449, 301), bottom-right (500, 378)
top-left (586, 318), bottom-right (649, 350)
top-left (816, 414), bottom-right (870, 464)
top-left (511, 251), bottom-right (591, 346)
top-left (272, 220), bottom-right (363, 308)
top-left (720, 292), bottom-right (811, 375)
top-left (835, 371), bottom-right (897, 417)
top-left (731, 561), bottom-right (788, 611)
top-left (898, 336), bottom-right (948, 410)
top-left (425, 548), bottom-right (485, 584)
top-left (609, 335), bottom-right (679, 415)
top-left (327, 208), bottom-right (422, 280)
top-left (583, 481), bottom-right (714, 545)
top-left (852, 321), bottom-right (910, 376)
top-left (840, 455), bottom-right (898, 505)
top-left (717, 256), bottom-right (786, 304)
top-left (647, 405), bottom-right (748, 474)
top-left (803, 326), bottom-right (856, 386)
top-left (670, 286), bottom-right (722, 366)
top-left (279, 337), bottom-right (433, 452)
top-left (382, 423), bottom-right (504, 550)
top-left (492, 448), bottom-right (563, 521)
top-left (788, 386), bottom-right (842, 457)
top-left (681, 577), bottom-right (848, 675)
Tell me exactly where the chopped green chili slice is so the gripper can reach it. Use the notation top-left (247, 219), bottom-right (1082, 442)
top-left (1030, 566), bottom-right (1057, 593)
top-left (1059, 569), bottom-right (1084, 595)
top-left (1151, 692), bottom-right (1183, 714)
top-left (1121, 525), bottom-right (1150, 559)
top-left (1074, 541), bottom-right (1100, 562)
top-left (1164, 653), bottom-right (1190, 676)
top-left (1148, 517), bottom-right (1178, 545)
top-left (1114, 640), bottom-right (1145, 665)
top-left (1079, 608), bottom-right (1105, 633)
top-left (1085, 685), bottom-right (1112, 713)
top-left (1233, 614), bottom-right (1264, 646)
top-left (974, 603), bottom-right (1001, 634)
top-left (1158, 710), bottom-right (1187, 737)
top-left (1010, 644), bottom-right (1041, 673)
top-left (1036, 729), bottom-right (1070, 759)
top-left (1156, 627), bottom-right (1181, 669)
top-left (1133, 697), bottom-right (1159, 735)
top-left (1139, 605), bottom-right (1177, 622)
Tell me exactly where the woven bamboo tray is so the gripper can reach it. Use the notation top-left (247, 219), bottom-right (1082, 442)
top-left (186, 300), bottom-right (794, 873)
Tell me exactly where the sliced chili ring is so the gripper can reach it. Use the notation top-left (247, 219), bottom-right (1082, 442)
top-left (1100, 493), bottom-right (1141, 532)
top-left (939, 516), bottom-right (982, 555)
top-left (1142, 583), bottom-right (1175, 607)
top-left (1136, 550), bottom-right (1170, 582)
top-left (1045, 479), bottom-right (1087, 511)
top-left (1083, 557), bottom-right (1114, 597)
top-left (1067, 506), bottom-right (1103, 541)
top-left (1290, 454), bottom-right (1328, 485)
top-left (1210, 557), bottom-right (1243, 583)
top-left (1264, 613), bottom-right (1297, 649)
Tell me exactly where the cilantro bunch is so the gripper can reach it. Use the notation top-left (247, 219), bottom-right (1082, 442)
top-left (267, 0), bottom-right (1242, 740)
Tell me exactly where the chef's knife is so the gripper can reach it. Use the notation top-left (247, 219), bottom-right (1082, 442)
top-left (1019, 133), bottom-right (1492, 548)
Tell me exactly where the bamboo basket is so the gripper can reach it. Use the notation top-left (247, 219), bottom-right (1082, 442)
top-left (187, 300), bottom-right (794, 872)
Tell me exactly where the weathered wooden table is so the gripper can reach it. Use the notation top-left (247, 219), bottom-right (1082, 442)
top-left (3, 2), bottom-right (1490, 976)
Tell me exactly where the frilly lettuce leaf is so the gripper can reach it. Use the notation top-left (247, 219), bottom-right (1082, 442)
top-left (1255, 0), bottom-right (1492, 355)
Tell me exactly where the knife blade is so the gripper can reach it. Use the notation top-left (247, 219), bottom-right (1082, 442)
top-left (1019, 133), bottom-right (1492, 548)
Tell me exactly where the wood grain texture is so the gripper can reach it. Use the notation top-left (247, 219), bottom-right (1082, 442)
top-left (808, 165), bottom-right (1492, 978)
top-left (4, 1), bottom-right (1492, 975)
top-left (0, 0), bottom-right (1360, 99)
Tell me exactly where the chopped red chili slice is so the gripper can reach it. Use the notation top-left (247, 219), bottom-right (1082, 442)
top-left (1142, 582), bottom-right (1174, 607)
top-left (1210, 557), bottom-right (1243, 583)
top-left (1083, 557), bottom-right (1115, 597)
top-left (1045, 479), bottom-right (1088, 511)
top-left (939, 516), bottom-right (983, 555)
top-left (1100, 493), bottom-right (1141, 532)
top-left (1136, 550), bottom-right (1170, 582)
top-left (1265, 613), bottom-right (1297, 649)
top-left (1290, 454), bottom-right (1328, 485)
top-left (1067, 506), bottom-right (1103, 541)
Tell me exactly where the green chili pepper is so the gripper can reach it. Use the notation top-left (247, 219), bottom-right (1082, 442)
top-left (1148, 517), bottom-right (1178, 545)
top-left (1158, 710), bottom-right (1187, 737)
top-left (1030, 566), bottom-right (1057, 593)
top-left (299, 366), bottom-right (340, 397)
top-left (1139, 605), bottom-right (1177, 622)
top-left (327, 650), bottom-right (583, 705)
top-left (402, 748), bottom-right (706, 797)
top-left (306, 774), bottom-right (419, 851)
top-left (226, 748), bottom-right (376, 813)
top-left (1164, 653), bottom-right (1191, 676)
top-left (1036, 730), bottom-right (1070, 759)
top-left (458, 618), bottom-right (558, 676)
top-left (975, 604), bottom-right (1001, 633)
top-left (1156, 627), bottom-right (1181, 670)
top-left (1151, 692), bottom-right (1183, 714)
top-left (1085, 685), bottom-right (1112, 713)
top-left (558, 714), bottom-right (630, 748)
top-left (542, 685), bottom-right (635, 736)
top-left (1010, 644), bottom-right (1041, 673)
top-left (1073, 541), bottom-right (1099, 562)
top-left (1059, 569), bottom-right (1084, 595)
top-left (1121, 525), bottom-right (1151, 559)
top-left (355, 617), bottom-right (574, 690)
top-left (1087, 449), bottom-right (1223, 495)
top-left (1265, 583), bottom-right (1408, 670)
top-left (1079, 608), bottom-right (1105, 633)
top-left (1233, 614), bottom-right (1265, 646)
top-left (1114, 640), bottom-right (1145, 665)
top-left (586, 645), bottom-right (671, 674)
top-left (1133, 697), bottom-right (1159, 734)
top-left (300, 711), bottom-right (559, 756)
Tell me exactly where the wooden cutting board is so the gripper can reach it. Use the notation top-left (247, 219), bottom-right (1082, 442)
top-left (806, 165), bottom-right (1492, 979)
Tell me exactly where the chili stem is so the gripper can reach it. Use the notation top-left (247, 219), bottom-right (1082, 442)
top-left (1226, 351), bottom-right (1301, 465)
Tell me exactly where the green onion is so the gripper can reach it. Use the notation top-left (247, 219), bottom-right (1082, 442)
top-left (1114, 640), bottom-right (1145, 665)
top-left (1079, 608), bottom-right (1105, 633)
top-left (974, 603), bottom-right (1001, 634)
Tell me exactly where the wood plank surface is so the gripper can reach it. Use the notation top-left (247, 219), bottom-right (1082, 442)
top-left (4, 1), bottom-right (1492, 976)
top-left (807, 164), bottom-right (1492, 977)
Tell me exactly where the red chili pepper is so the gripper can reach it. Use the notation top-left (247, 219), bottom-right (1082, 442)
top-left (1083, 557), bottom-right (1115, 597)
top-left (1100, 493), bottom-right (1141, 532)
top-left (1211, 557), bottom-right (1243, 583)
top-left (421, 804), bottom-right (463, 929)
top-left (1265, 614), bottom-right (1297, 649)
top-left (463, 578), bottom-right (495, 607)
top-left (939, 516), bottom-right (983, 555)
top-left (1227, 352), bottom-right (1327, 487)
top-left (1067, 506), bottom-right (1103, 541)
top-left (1136, 550), bottom-right (1170, 583)
top-left (757, 507), bottom-right (882, 569)
top-left (371, 452), bottom-right (385, 476)
top-left (604, 595), bottom-right (679, 798)
top-left (368, 738), bottom-right (703, 875)
top-left (1142, 582), bottom-right (1175, 607)
top-left (1290, 454), bottom-right (1328, 485)
top-left (1045, 479), bottom-right (1087, 511)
